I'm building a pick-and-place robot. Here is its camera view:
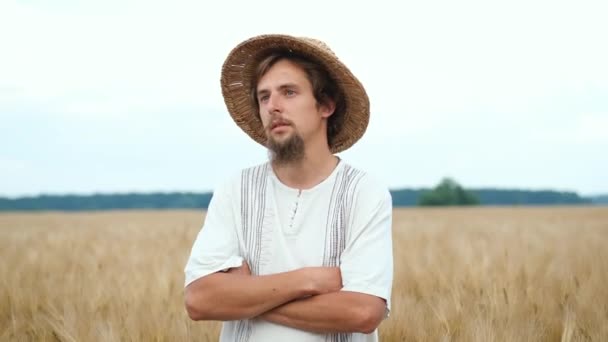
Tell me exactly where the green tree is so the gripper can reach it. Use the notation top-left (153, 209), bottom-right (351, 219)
top-left (418, 178), bottom-right (480, 206)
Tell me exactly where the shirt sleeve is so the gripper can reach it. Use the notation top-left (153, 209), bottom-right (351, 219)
top-left (339, 179), bottom-right (394, 315)
top-left (184, 179), bottom-right (244, 287)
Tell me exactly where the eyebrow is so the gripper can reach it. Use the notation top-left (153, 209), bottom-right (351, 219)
top-left (257, 83), bottom-right (300, 97)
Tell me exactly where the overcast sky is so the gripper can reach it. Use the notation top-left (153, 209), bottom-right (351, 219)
top-left (1, 0), bottom-right (606, 197)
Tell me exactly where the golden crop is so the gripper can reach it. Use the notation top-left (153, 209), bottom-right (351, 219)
top-left (1, 207), bottom-right (606, 341)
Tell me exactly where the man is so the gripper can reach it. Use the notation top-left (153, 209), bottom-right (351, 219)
top-left (184, 34), bottom-right (393, 341)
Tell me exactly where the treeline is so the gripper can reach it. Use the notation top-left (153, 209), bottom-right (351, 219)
top-left (0, 188), bottom-right (598, 212)
top-left (390, 178), bottom-right (594, 206)
top-left (0, 193), bottom-right (213, 212)
top-left (390, 189), bottom-right (592, 206)
top-left (591, 195), bottom-right (608, 204)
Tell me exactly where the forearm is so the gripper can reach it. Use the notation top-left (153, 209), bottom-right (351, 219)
top-left (185, 270), bottom-right (310, 321)
top-left (260, 291), bottom-right (385, 334)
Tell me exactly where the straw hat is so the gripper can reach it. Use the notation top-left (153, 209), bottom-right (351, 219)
top-left (220, 34), bottom-right (369, 153)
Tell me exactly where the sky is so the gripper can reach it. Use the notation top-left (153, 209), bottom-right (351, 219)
top-left (1, 0), bottom-right (607, 197)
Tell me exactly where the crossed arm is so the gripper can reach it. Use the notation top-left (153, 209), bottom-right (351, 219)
top-left (184, 262), bottom-right (386, 334)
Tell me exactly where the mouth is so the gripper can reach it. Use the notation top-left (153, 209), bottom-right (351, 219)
top-left (270, 121), bottom-right (291, 131)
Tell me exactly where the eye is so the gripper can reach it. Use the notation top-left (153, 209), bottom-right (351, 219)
top-left (259, 95), bottom-right (269, 103)
top-left (285, 89), bottom-right (296, 96)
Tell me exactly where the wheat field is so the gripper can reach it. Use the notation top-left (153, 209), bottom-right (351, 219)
top-left (1, 207), bottom-right (607, 341)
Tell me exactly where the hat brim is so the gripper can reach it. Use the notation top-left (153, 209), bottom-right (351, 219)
top-left (220, 34), bottom-right (370, 154)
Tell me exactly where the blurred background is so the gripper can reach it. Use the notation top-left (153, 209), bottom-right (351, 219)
top-left (1, 0), bottom-right (607, 205)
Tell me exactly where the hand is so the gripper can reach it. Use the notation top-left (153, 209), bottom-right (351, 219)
top-left (303, 267), bottom-right (342, 295)
top-left (227, 260), bottom-right (251, 276)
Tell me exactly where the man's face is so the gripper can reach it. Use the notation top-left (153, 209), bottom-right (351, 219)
top-left (256, 59), bottom-right (333, 163)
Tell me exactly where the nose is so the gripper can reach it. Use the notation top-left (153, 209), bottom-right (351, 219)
top-left (265, 93), bottom-right (282, 116)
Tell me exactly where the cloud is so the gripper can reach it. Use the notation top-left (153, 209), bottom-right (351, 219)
top-left (1, 0), bottom-right (607, 195)
top-left (572, 112), bottom-right (608, 144)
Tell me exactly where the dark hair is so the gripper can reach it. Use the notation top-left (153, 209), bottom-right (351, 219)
top-left (250, 51), bottom-right (346, 148)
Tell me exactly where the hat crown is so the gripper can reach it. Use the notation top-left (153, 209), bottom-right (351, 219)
top-left (300, 37), bottom-right (336, 57)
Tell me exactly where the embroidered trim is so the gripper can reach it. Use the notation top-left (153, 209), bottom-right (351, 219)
top-left (323, 164), bottom-right (364, 267)
top-left (237, 163), bottom-right (274, 341)
top-left (323, 164), bottom-right (363, 342)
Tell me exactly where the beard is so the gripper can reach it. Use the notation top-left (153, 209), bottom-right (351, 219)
top-left (266, 129), bottom-right (305, 166)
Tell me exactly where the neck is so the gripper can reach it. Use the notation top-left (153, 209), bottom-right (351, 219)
top-left (271, 140), bottom-right (339, 190)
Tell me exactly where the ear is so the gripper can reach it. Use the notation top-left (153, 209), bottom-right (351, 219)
top-left (319, 99), bottom-right (336, 119)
